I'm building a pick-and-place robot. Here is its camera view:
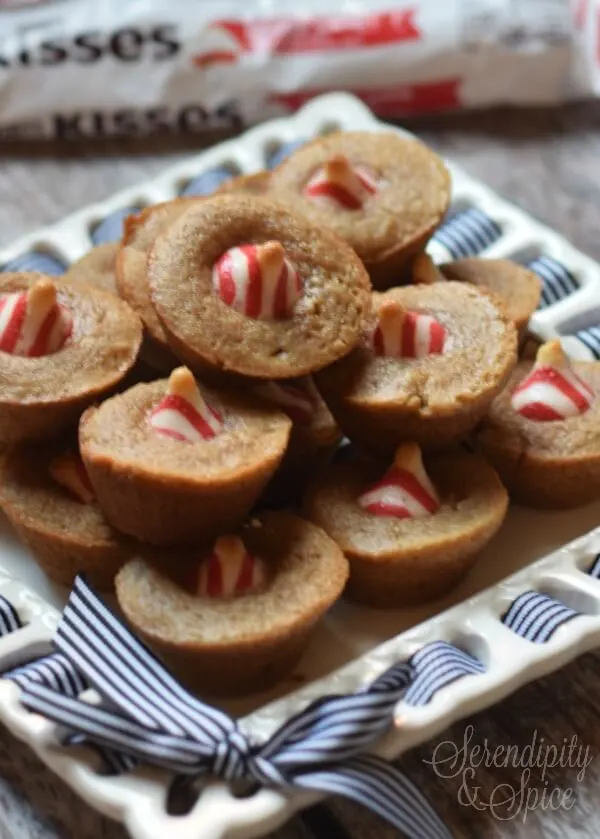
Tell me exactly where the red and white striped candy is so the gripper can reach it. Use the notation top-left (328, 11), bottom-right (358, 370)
top-left (255, 377), bottom-right (316, 425)
top-left (512, 340), bottom-right (594, 422)
top-left (212, 240), bottom-right (301, 320)
top-left (0, 279), bottom-right (72, 357)
top-left (371, 300), bottom-right (446, 358)
top-left (358, 443), bottom-right (440, 519)
top-left (304, 155), bottom-right (378, 210)
top-left (149, 367), bottom-right (223, 443)
top-left (196, 535), bottom-right (266, 598)
top-left (49, 452), bottom-right (95, 505)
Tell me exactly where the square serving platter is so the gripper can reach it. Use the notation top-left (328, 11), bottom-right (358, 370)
top-left (1, 93), bottom-right (600, 839)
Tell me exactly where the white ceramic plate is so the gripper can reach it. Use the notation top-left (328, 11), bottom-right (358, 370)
top-left (1, 93), bottom-right (600, 839)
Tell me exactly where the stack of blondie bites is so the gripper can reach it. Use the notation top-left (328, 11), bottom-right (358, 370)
top-left (2, 131), bottom-right (599, 696)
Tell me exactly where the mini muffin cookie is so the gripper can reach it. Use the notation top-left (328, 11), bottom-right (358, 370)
top-left (116, 199), bottom-right (200, 371)
top-left (477, 341), bottom-right (600, 508)
top-left (147, 195), bottom-right (371, 379)
top-left (0, 274), bottom-right (142, 443)
top-left (116, 511), bottom-right (348, 696)
top-left (216, 171), bottom-right (271, 195)
top-left (315, 282), bottom-right (517, 455)
top-left (0, 441), bottom-right (131, 589)
top-left (268, 131), bottom-right (450, 288)
top-left (80, 367), bottom-right (292, 544)
top-left (304, 443), bottom-right (508, 607)
top-left (64, 243), bottom-right (119, 296)
top-left (252, 376), bottom-right (341, 482)
top-left (439, 258), bottom-right (541, 343)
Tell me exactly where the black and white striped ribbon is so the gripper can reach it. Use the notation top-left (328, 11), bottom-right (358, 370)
top-left (1, 252), bottom-right (66, 275)
top-left (268, 140), bottom-right (306, 169)
top-left (180, 139), bottom-right (305, 196)
top-left (90, 207), bottom-right (138, 245)
top-left (404, 642), bottom-right (485, 707)
top-left (180, 167), bottom-right (234, 196)
top-left (5, 577), bottom-right (449, 839)
top-left (7, 652), bottom-right (86, 697)
top-left (0, 574), bottom-right (590, 828)
top-left (0, 594), bottom-right (22, 636)
top-left (431, 207), bottom-right (502, 260)
top-left (527, 256), bottom-right (578, 309)
top-left (4, 650), bottom-right (139, 775)
top-left (588, 553), bottom-right (600, 579)
top-left (502, 591), bottom-right (578, 643)
top-left (575, 326), bottom-right (600, 360)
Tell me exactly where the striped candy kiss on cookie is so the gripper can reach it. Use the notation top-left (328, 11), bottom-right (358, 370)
top-left (149, 367), bottom-right (223, 443)
top-left (304, 155), bottom-right (378, 210)
top-left (0, 279), bottom-right (72, 357)
top-left (255, 377), bottom-right (316, 425)
top-left (371, 300), bottom-right (446, 358)
top-left (194, 535), bottom-right (266, 598)
top-left (358, 443), bottom-right (440, 518)
top-left (212, 240), bottom-right (301, 319)
top-left (511, 340), bottom-right (594, 422)
top-left (50, 452), bottom-right (95, 505)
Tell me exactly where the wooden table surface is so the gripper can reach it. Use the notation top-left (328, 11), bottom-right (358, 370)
top-left (1, 103), bottom-right (600, 839)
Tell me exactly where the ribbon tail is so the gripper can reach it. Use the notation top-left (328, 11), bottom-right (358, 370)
top-left (293, 754), bottom-right (452, 839)
top-left (56, 576), bottom-right (234, 742)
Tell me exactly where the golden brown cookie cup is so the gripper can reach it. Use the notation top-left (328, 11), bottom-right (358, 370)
top-left (64, 243), bottom-right (120, 297)
top-left (282, 414), bottom-right (341, 484)
top-left (315, 283), bottom-right (518, 456)
top-left (477, 362), bottom-right (600, 509)
top-left (0, 442), bottom-right (131, 590)
top-left (216, 171), bottom-right (271, 195)
top-left (115, 511), bottom-right (348, 696)
top-left (440, 258), bottom-right (541, 345)
top-left (79, 379), bottom-right (292, 545)
top-left (147, 195), bottom-right (372, 380)
top-left (268, 131), bottom-right (451, 290)
top-left (251, 378), bottom-right (342, 486)
top-left (304, 451), bottom-right (508, 608)
top-left (0, 273), bottom-right (142, 444)
top-left (116, 200), bottom-right (201, 373)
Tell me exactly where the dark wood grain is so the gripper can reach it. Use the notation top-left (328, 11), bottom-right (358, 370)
top-left (1, 104), bottom-right (600, 839)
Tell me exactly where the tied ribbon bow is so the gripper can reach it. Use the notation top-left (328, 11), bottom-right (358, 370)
top-left (17, 577), bottom-right (450, 839)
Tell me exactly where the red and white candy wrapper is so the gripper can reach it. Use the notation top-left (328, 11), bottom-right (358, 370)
top-left (358, 442), bottom-right (440, 519)
top-left (511, 340), bottom-right (594, 422)
top-left (0, 2), bottom-right (577, 142)
top-left (194, 535), bottom-right (266, 598)
top-left (254, 378), bottom-right (316, 425)
top-left (304, 155), bottom-right (378, 210)
top-left (0, 280), bottom-right (72, 357)
top-left (213, 241), bottom-right (301, 320)
top-left (49, 452), bottom-right (96, 505)
top-left (371, 300), bottom-right (446, 358)
top-left (149, 367), bottom-right (223, 443)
